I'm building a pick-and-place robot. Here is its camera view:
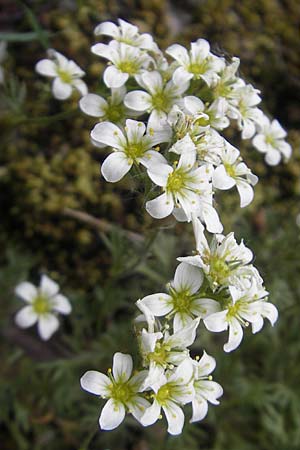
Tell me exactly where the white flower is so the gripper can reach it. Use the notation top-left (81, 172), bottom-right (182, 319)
top-left (80, 86), bottom-right (138, 124)
top-left (178, 217), bottom-right (253, 291)
top-left (124, 70), bottom-right (189, 130)
top-left (139, 262), bottom-right (220, 332)
top-left (190, 351), bottom-right (223, 422)
top-left (91, 119), bottom-right (167, 182)
top-left (204, 281), bottom-right (278, 352)
top-left (91, 41), bottom-right (152, 88)
top-left (227, 82), bottom-right (262, 139)
top-left (211, 57), bottom-right (241, 104)
top-left (146, 134), bottom-right (218, 225)
top-left (94, 18), bottom-right (159, 52)
top-left (139, 319), bottom-right (200, 388)
top-left (80, 352), bottom-right (150, 430)
top-left (35, 49), bottom-right (87, 100)
top-left (252, 116), bottom-right (292, 166)
top-left (141, 359), bottom-right (195, 435)
top-left (183, 96), bottom-right (230, 131)
top-left (166, 39), bottom-right (225, 86)
top-left (15, 275), bottom-right (71, 340)
top-left (212, 140), bottom-right (258, 207)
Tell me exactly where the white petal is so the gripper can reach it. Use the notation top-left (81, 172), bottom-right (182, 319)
top-left (141, 399), bottom-right (161, 426)
top-left (166, 44), bottom-right (190, 65)
top-left (138, 150), bottom-right (167, 169)
top-left (94, 21), bottom-right (119, 37)
top-left (37, 314), bottom-right (59, 340)
top-left (146, 193), bottom-right (174, 219)
top-left (35, 59), bottom-right (57, 77)
top-left (223, 318), bottom-right (243, 352)
top-left (125, 119), bottom-right (146, 142)
top-left (236, 180), bottom-right (254, 207)
top-left (270, 119), bottom-right (286, 139)
top-left (201, 204), bottom-right (223, 234)
top-left (204, 310), bottom-right (228, 332)
top-left (252, 134), bottom-right (268, 153)
top-left (183, 96), bottom-right (205, 114)
top-left (80, 370), bottom-right (111, 396)
top-left (167, 318), bottom-right (200, 348)
top-left (212, 166), bottom-right (236, 190)
top-left (72, 79), bottom-right (88, 96)
top-left (277, 141), bottom-right (292, 159)
top-left (113, 352), bottom-right (133, 382)
top-left (191, 38), bottom-right (210, 61)
top-left (40, 275), bottom-right (59, 297)
top-left (173, 312), bottom-right (194, 332)
top-left (140, 70), bottom-right (163, 94)
top-left (261, 302), bottom-right (278, 326)
top-left (91, 43), bottom-right (117, 61)
top-left (99, 399), bottom-right (125, 430)
top-left (128, 396), bottom-right (150, 422)
top-left (52, 78), bottom-right (72, 100)
top-left (265, 149), bottom-right (281, 166)
top-left (15, 305), bottom-right (37, 328)
top-left (124, 90), bottom-right (152, 112)
top-left (140, 293), bottom-right (172, 316)
top-left (197, 380), bottom-right (223, 404)
top-left (103, 66), bottom-right (128, 88)
top-left (173, 66), bottom-right (193, 86)
top-left (163, 401), bottom-right (185, 435)
top-left (15, 282), bottom-right (37, 302)
top-left (91, 122), bottom-right (125, 149)
top-left (191, 397), bottom-right (208, 422)
top-left (147, 162), bottom-right (171, 186)
top-left (172, 358), bottom-right (194, 385)
top-left (173, 262), bottom-right (203, 294)
top-left (80, 94), bottom-right (107, 117)
top-left (51, 294), bottom-right (71, 314)
top-left (191, 298), bottom-right (220, 318)
top-left (197, 351), bottom-right (216, 377)
top-left (101, 152), bottom-right (132, 182)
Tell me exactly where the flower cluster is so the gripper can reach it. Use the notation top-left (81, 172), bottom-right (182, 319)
top-left (32, 18), bottom-right (288, 435)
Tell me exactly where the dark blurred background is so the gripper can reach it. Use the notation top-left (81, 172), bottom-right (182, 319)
top-left (0, 1), bottom-right (300, 449)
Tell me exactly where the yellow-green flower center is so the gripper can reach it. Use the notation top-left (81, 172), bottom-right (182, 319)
top-left (224, 163), bottom-right (236, 178)
top-left (117, 60), bottom-right (140, 75)
top-left (156, 383), bottom-right (171, 405)
top-left (226, 300), bottom-right (241, 319)
top-left (105, 104), bottom-right (124, 123)
top-left (32, 294), bottom-right (51, 315)
top-left (209, 256), bottom-right (231, 285)
top-left (109, 381), bottom-right (134, 404)
top-left (124, 142), bottom-right (146, 161)
top-left (148, 342), bottom-right (170, 366)
top-left (57, 69), bottom-right (73, 84)
top-left (188, 61), bottom-right (209, 76)
top-left (170, 288), bottom-right (194, 315)
top-left (151, 91), bottom-right (172, 113)
top-left (265, 134), bottom-right (276, 147)
top-left (166, 169), bottom-right (188, 194)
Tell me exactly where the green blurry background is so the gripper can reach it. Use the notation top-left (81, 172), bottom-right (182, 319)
top-left (0, 1), bottom-right (300, 449)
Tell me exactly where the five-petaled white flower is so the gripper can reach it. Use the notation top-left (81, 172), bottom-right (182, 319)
top-left (15, 275), bottom-right (71, 340)
top-left (178, 217), bottom-right (253, 291)
top-left (124, 70), bottom-right (189, 130)
top-left (35, 49), bottom-right (87, 100)
top-left (91, 119), bottom-right (167, 182)
top-left (227, 82), bottom-right (262, 139)
top-left (204, 281), bottom-right (278, 352)
top-left (139, 262), bottom-right (219, 332)
top-left (166, 39), bottom-right (225, 87)
top-left (80, 352), bottom-right (150, 430)
top-left (94, 18), bottom-right (159, 52)
top-left (145, 134), bottom-right (216, 224)
top-left (141, 359), bottom-right (195, 435)
top-left (212, 140), bottom-right (258, 207)
top-left (91, 41), bottom-right (152, 88)
top-left (190, 352), bottom-right (223, 423)
top-left (252, 116), bottom-right (292, 166)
